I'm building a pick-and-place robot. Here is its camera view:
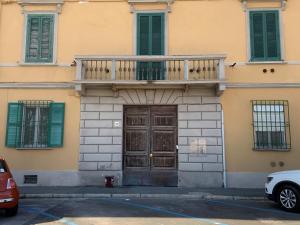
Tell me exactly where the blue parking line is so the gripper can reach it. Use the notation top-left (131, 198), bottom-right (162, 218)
top-left (101, 198), bottom-right (228, 225)
top-left (207, 200), bottom-right (299, 217)
top-left (21, 207), bottom-right (78, 225)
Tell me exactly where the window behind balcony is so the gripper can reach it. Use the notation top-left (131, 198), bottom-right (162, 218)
top-left (249, 10), bottom-right (281, 61)
top-left (25, 14), bottom-right (54, 63)
top-left (137, 13), bottom-right (165, 80)
top-left (252, 100), bottom-right (291, 150)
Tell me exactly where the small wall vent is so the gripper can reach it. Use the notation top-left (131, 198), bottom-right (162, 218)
top-left (24, 175), bottom-right (38, 184)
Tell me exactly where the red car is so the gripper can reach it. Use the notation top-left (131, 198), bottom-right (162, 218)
top-left (0, 158), bottom-right (19, 216)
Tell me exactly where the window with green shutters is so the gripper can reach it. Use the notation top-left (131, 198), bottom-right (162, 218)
top-left (5, 101), bottom-right (65, 149)
top-left (25, 14), bottom-right (54, 63)
top-left (250, 10), bottom-right (281, 61)
top-left (137, 13), bottom-right (165, 80)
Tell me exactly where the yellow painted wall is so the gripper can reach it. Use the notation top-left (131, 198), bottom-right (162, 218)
top-left (222, 88), bottom-right (300, 173)
top-left (0, 89), bottom-right (80, 170)
top-left (0, 0), bottom-right (300, 83)
top-left (1, 0), bottom-right (300, 173)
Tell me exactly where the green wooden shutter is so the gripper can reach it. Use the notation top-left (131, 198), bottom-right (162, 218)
top-left (137, 15), bottom-right (150, 80)
top-left (151, 14), bottom-right (164, 55)
top-left (25, 14), bottom-right (54, 63)
top-left (151, 14), bottom-right (164, 80)
top-left (250, 11), bottom-right (281, 61)
top-left (48, 103), bottom-right (65, 147)
top-left (250, 12), bottom-right (265, 61)
top-left (265, 11), bottom-right (281, 60)
top-left (26, 16), bottom-right (40, 62)
top-left (6, 103), bottom-right (23, 148)
top-left (137, 15), bottom-right (150, 55)
top-left (40, 16), bottom-right (54, 62)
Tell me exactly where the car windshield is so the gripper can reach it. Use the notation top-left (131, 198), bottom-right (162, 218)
top-left (0, 160), bottom-right (7, 173)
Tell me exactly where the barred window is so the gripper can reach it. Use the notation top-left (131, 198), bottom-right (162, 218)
top-left (252, 100), bottom-right (291, 150)
top-left (20, 101), bottom-right (51, 148)
top-left (6, 100), bottom-right (65, 149)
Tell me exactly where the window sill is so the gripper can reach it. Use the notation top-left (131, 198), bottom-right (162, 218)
top-left (128, 0), bottom-right (173, 3)
top-left (253, 148), bottom-right (291, 152)
top-left (19, 62), bottom-right (58, 67)
top-left (247, 61), bottom-right (287, 65)
top-left (19, 0), bottom-right (64, 5)
top-left (16, 148), bottom-right (53, 150)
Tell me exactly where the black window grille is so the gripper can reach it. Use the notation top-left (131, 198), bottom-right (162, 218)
top-left (252, 100), bottom-right (291, 150)
top-left (19, 100), bottom-right (52, 148)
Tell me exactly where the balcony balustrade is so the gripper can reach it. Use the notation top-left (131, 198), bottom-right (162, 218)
top-left (74, 55), bottom-right (226, 94)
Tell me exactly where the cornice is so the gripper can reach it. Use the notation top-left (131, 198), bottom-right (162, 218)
top-left (240, 0), bottom-right (287, 11)
top-left (227, 82), bottom-right (300, 89)
top-left (128, 0), bottom-right (175, 13)
top-left (0, 82), bottom-right (73, 89)
top-left (18, 0), bottom-right (64, 13)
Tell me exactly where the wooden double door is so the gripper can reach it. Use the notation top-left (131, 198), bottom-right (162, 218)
top-left (123, 105), bottom-right (178, 186)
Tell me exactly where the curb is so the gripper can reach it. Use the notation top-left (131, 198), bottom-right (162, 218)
top-left (20, 193), bottom-right (266, 201)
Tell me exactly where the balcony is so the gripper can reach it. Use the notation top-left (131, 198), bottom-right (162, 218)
top-left (74, 55), bottom-right (226, 95)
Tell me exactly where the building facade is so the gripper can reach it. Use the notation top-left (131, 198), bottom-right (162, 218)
top-left (0, 0), bottom-right (299, 188)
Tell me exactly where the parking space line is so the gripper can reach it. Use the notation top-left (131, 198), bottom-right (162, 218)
top-left (100, 198), bottom-right (228, 225)
top-left (207, 200), bottom-right (299, 217)
top-left (21, 207), bottom-right (78, 225)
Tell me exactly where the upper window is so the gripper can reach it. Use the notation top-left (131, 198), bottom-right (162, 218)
top-left (25, 14), bottom-right (55, 63)
top-left (249, 10), bottom-right (281, 62)
top-left (252, 100), bottom-right (291, 150)
top-left (6, 101), bottom-right (65, 149)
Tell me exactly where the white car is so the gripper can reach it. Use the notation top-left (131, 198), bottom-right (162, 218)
top-left (265, 170), bottom-right (300, 212)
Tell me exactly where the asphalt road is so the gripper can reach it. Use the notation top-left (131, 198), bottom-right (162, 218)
top-left (0, 198), bottom-right (300, 225)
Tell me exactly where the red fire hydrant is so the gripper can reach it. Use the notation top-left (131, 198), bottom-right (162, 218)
top-left (105, 176), bottom-right (114, 188)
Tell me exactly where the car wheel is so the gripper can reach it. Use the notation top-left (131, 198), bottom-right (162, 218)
top-left (5, 204), bottom-right (18, 217)
top-left (277, 185), bottom-right (300, 212)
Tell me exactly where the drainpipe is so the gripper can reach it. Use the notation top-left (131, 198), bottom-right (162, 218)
top-left (221, 108), bottom-right (227, 188)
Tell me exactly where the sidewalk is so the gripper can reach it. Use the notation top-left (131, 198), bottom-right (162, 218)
top-left (19, 186), bottom-right (266, 200)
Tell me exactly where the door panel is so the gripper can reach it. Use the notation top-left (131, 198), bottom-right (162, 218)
top-left (152, 131), bottom-right (175, 152)
top-left (123, 105), bottom-right (178, 186)
top-left (125, 155), bottom-right (148, 168)
top-left (124, 107), bottom-right (149, 170)
top-left (152, 156), bottom-right (176, 168)
top-left (125, 130), bottom-right (147, 152)
top-left (151, 106), bottom-right (177, 170)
